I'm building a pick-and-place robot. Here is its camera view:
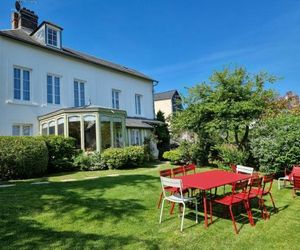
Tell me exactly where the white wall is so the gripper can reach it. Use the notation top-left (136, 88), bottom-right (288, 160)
top-left (0, 36), bottom-right (154, 135)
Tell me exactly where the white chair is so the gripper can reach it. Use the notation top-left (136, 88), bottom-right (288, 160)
top-left (236, 165), bottom-right (254, 175)
top-left (159, 176), bottom-right (198, 232)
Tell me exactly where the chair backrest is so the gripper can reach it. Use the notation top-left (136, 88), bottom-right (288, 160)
top-left (293, 174), bottom-right (300, 188)
top-left (262, 174), bottom-right (274, 194)
top-left (183, 164), bottom-right (196, 175)
top-left (292, 166), bottom-right (300, 174)
top-left (160, 176), bottom-right (183, 199)
top-left (247, 177), bottom-right (263, 198)
top-left (236, 165), bottom-right (254, 175)
top-left (159, 169), bottom-right (172, 178)
top-left (230, 179), bottom-right (249, 203)
top-left (172, 166), bottom-right (185, 177)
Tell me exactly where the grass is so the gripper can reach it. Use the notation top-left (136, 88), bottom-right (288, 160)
top-left (0, 162), bottom-right (300, 249)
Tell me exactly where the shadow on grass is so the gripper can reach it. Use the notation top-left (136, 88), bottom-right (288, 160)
top-left (0, 174), bottom-right (160, 249)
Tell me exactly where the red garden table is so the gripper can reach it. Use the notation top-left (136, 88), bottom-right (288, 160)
top-left (177, 169), bottom-right (251, 228)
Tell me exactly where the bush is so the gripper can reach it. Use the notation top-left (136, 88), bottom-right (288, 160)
top-left (163, 149), bottom-right (183, 164)
top-left (101, 146), bottom-right (145, 169)
top-left (40, 136), bottom-right (77, 172)
top-left (0, 136), bottom-right (48, 180)
top-left (124, 146), bottom-right (145, 167)
top-left (215, 144), bottom-right (249, 165)
top-left (73, 152), bottom-right (106, 171)
top-left (251, 114), bottom-right (300, 174)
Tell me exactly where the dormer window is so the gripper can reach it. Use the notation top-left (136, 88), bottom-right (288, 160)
top-left (47, 27), bottom-right (58, 47)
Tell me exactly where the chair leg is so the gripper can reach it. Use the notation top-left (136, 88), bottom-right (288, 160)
top-left (180, 203), bottom-right (186, 232)
top-left (209, 201), bottom-right (213, 225)
top-left (269, 193), bottom-right (277, 212)
top-left (170, 202), bottom-right (175, 215)
top-left (229, 205), bottom-right (238, 234)
top-left (159, 198), bottom-right (165, 223)
top-left (244, 200), bottom-right (254, 226)
top-left (260, 198), bottom-right (268, 220)
top-left (157, 192), bottom-right (163, 209)
top-left (195, 199), bottom-right (198, 223)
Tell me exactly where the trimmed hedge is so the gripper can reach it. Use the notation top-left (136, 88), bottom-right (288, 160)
top-left (0, 136), bottom-right (48, 180)
top-left (40, 136), bottom-right (77, 172)
top-left (101, 146), bottom-right (145, 169)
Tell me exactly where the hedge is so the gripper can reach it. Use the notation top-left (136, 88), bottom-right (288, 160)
top-left (40, 136), bottom-right (77, 172)
top-left (0, 136), bottom-right (48, 180)
top-left (251, 114), bottom-right (300, 174)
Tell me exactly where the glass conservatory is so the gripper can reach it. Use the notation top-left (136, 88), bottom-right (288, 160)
top-left (38, 106), bottom-right (127, 152)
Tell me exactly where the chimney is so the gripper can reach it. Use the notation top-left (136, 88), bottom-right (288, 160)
top-left (11, 12), bottom-right (19, 29)
top-left (18, 8), bottom-right (38, 31)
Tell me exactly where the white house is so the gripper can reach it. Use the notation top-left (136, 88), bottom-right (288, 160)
top-left (0, 7), bottom-right (159, 152)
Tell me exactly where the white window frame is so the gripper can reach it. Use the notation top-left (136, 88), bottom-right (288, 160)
top-left (12, 124), bottom-right (33, 136)
top-left (112, 89), bottom-right (121, 109)
top-left (74, 80), bottom-right (86, 107)
top-left (13, 66), bottom-right (31, 101)
top-left (46, 26), bottom-right (59, 48)
top-left (47, 74), bottom-right (61, 105)
top-left (130, 129), bottom-right (142, 145)
top-left (135, 94), bottom-right (142, 115)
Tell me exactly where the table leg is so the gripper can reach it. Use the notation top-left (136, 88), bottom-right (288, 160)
top-left (203, 190), bottom-right (208, 228)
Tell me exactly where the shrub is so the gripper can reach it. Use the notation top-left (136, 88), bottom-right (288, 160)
top-left (40, 136), bottom-right (77, 172)
top-left (101, 148), bottom-right (128, 169)
top-left (251, 114), bottom-right (300, 174)
top-left (0, 136), bottom-right (48, 180)
top-left (215, 144), bottom-right (249, 166)
top-left (125, 146), bottom-right (145, 167)
top-left (163, 149), bottom-right (183, 164)
top-left (73, 152), bottom-right (106, 171)
top-left (101, 146), bottom-right (145, 169)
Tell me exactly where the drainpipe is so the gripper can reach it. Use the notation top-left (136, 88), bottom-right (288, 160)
top-left (152, 80), bottom-right (159, 119)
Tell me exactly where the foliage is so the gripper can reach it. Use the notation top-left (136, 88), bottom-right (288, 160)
top-left (214, 143), bottom-right (249, 165)
top-left (40, 136), bottom-right (77, 172)
top-left (101, 146), bottom-right (145, 169)
top-left (73, 152), bottom-right (106, 171)
top-left (162, 148), bottom-right (183, 164)
top-left (124, 146), bottom-right (145, 167)
top-left (251, 114), bottom-right (300, 174)
top-left (0, 136), bottom-right (48, 180)
top-left (153, 111), bottom-right (170, 160)
top-left (171, 66), bottom-right (277, 164)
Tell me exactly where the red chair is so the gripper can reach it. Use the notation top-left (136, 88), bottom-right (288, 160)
top-left (157, 169), bottom-right (178, 208)
top-left (172, 166), bottom-right (185, 177)
top-left (234, 176), bottom-right (263, 226)
top-left (278, 165), bottom-right (300, 189)
top-left (250, 174), bottom-right (277, 219)
top-left (292, 174), bottom-right (300, 198)
top-left (230, 164), bottom-right (237, 173)
top-left (209, 179), bottom-right (252, 234)
top-left (183, 164), bottom-right (196, 175)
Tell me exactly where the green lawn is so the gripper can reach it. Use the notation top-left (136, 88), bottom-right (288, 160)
top-left (0, 163), bottom-right (300, 249)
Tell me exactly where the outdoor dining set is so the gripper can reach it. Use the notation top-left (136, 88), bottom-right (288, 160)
top-left (158, 164), bottom-right (300, 234)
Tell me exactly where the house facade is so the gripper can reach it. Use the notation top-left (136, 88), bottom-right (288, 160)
top-left (0, 7), bottom-right (159, 153)
top-left (154, 90), bottom-right (183, 120)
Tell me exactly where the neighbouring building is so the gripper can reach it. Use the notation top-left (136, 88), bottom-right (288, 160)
top-left (154, 90), bottom-right (183, 120)
top-left (0, 6), bottom-right (160, 154)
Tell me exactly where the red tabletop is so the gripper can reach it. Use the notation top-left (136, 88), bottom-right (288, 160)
top-left (177, 170), bottom-right (250, 190)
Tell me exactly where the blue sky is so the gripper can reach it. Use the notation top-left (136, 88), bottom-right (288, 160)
top-left (1, 0), bottom-right (299, 96)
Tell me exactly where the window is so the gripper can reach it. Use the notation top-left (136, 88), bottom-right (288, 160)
top-left (74, 81), bottom-right (85, 107)
top-left (113, 119), bottom-right (123, 147)
top-left (68, 116), bottom-right (81, 148)
top-left (57, 118), bottom-right (64, 135)
top-left (130, 129), bottom-right (141, 145)
top-left (14, 67), bottom-right (30, 101)
top-left (12, 124), bottom-right (32, 136)
top-left (112, 89), bottom-right (120, 109)
top-left (47, 27), bottom-right (58, 47)
top-left (135, 94), bottom-right (142, 115)
top-left (42, 123), bottom-right (48, 135)
top-left (84, 115), bottom-right (96, 151)
top-left (47, 75), bottom-right (60, 104)
top-left (101, 116), bottom-right (112, 150)
top-left (48, 121), bottom-right (55, 135)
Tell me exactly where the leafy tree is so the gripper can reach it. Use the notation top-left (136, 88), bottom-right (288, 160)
top-left (154, 111), bottom-right (170, 160)
top-left (171, 66), bottom-right (277, 164)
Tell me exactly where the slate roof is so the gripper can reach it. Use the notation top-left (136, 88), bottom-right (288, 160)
top-left (126, 117), bottom-right (162, 129)
top-left (154, 90), bottom-right (180, 101)
top-left (0, 29), bottom-right (156, 82)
